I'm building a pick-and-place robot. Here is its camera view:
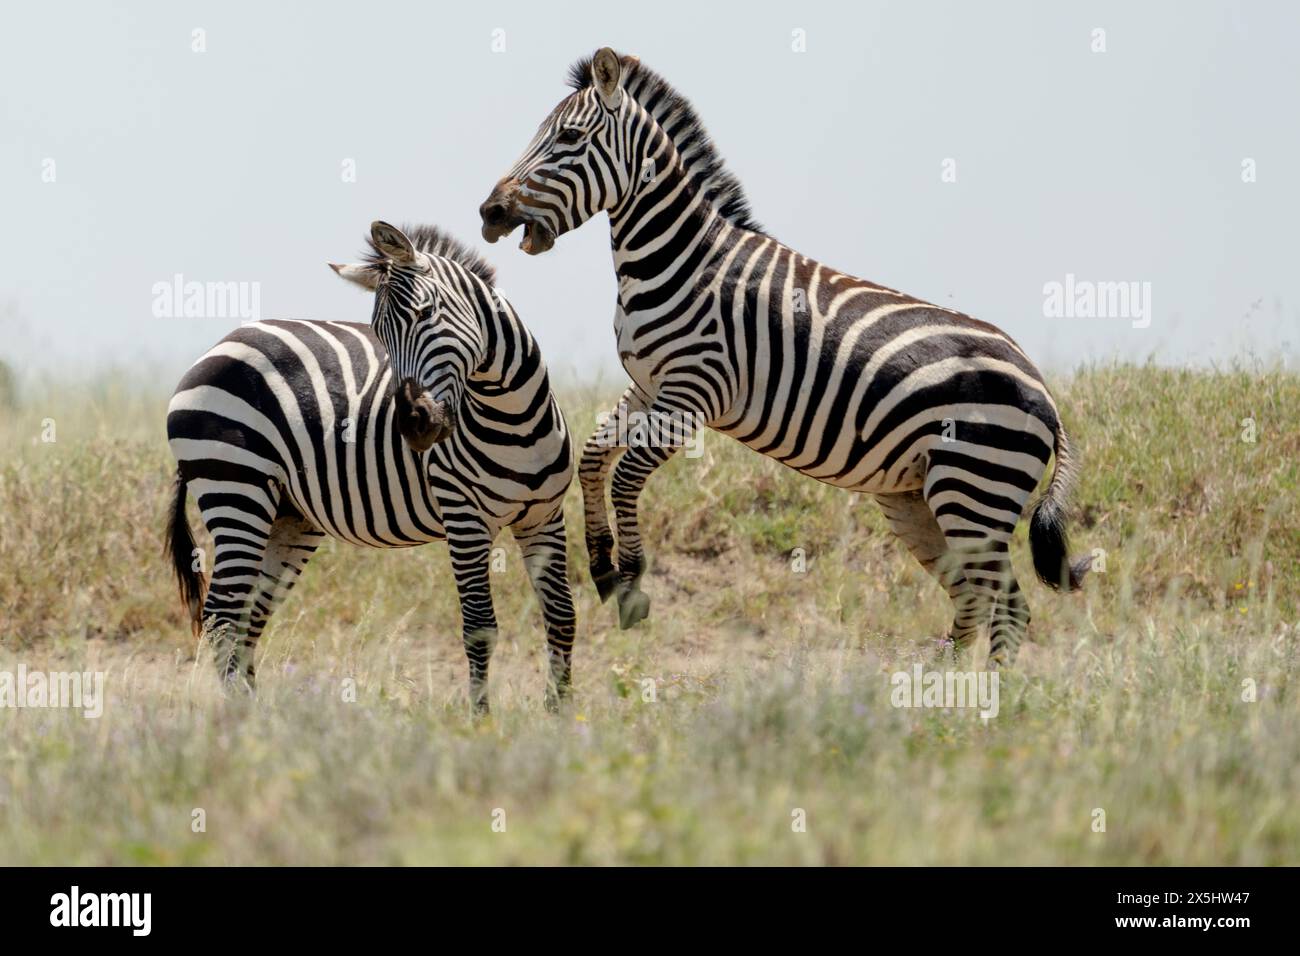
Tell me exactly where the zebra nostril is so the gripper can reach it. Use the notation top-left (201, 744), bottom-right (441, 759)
top-left (481, 200), bottom-right (508, 226)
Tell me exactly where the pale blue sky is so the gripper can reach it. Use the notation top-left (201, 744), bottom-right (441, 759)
top-left (2, 0), bottom-right (1297, 385)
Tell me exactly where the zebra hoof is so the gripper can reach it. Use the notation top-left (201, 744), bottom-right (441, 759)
top-left (617, 588), bottom-right (651, 630)
top-left (592, 567), bottom-right (619, 603)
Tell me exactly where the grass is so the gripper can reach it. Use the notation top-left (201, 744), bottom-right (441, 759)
top-left (0, 363), bottom-right (1297, 864)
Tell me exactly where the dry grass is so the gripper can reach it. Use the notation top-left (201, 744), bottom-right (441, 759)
top-left (0, 364), bottom-right (1296, 864)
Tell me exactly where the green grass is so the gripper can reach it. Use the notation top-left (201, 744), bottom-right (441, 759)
top-left (0, 364), bottom-right (1296, 864)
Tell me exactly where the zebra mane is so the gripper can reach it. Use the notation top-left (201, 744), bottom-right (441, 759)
top-left (567, 52), bottom-right (765, 235)
top-left (363, 224), bottom-right (496, 286)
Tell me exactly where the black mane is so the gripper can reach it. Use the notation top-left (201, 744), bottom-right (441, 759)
top-left (363, 224), bottom-right (496, 286)
top-left (568, 52), bottom-right (765, 235)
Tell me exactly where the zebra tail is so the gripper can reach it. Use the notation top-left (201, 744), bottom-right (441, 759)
top-left (164, 469), bottom-right (206, 636)
top-left (1028, 424), bottom-right (1090, 591)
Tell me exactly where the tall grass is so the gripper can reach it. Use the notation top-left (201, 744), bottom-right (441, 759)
top-left (0, 364), bottom-right (1296, 864)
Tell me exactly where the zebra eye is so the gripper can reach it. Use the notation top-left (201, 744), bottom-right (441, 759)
top-left (417, 304), bottom-right (434, 322)
top-left (556, 127), bottom-right (583, 145)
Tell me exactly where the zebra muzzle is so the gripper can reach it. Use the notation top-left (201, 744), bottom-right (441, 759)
top-left (479, 190), bottom-right (518, 244)
top-left (395, 379), bottom-right (455, 452)
top-left (479, 186), bottom-right (556, 254)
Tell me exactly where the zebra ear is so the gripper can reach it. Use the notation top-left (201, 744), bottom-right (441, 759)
top-left (329, 262), bottom-right (380, 291)
top-left (592, 47), bottom-right (624, 108)
top-left (371, 220), bottom-right (416, 263)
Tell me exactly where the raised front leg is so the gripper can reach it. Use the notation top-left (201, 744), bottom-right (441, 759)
top-left (579, 433), bottom-right (623, 603)
top-left (609, 444), bottom-right (678, 628)
top-left (444, 508), bottom-right (499, 715)
top-left (579, 386), bottom-right (650, 602)
top-left (513, 509), bottom-right (577, 711)
top-left (607, 401), bottom-right (702, 629)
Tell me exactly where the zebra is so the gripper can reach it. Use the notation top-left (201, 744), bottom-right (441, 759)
top-left (477, 49), bottom-right (1089, 668)
top-left (165, 221), bottom-right (575, 711)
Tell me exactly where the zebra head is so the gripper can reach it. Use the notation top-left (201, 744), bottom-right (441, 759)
top-left (480, 47), bottom-right (639, 255)
top-left (331, 221), bottom-right (481, 453)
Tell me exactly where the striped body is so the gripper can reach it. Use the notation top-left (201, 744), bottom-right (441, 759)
top-left (169, 319), bottom-right (570, 546)
top-left (613, 239), bottom-right (1058, 499)
top-left (481, 50), bottom-right (1086, 664)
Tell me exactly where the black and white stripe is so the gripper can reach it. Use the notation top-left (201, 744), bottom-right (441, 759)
top-left (480, 49), bottom-right (1088, 667)
top-left (165, 223), bottom-right (574, 710)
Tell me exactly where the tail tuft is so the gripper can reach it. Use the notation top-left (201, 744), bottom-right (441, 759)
top-left (1028, 424), bottom-right (1088, 591)
top-left (164, 469), bottom-right (206, 635)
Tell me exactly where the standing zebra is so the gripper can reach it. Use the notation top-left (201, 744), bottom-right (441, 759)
top-left (166, 222), bottom-right (574, 710)
top-left (478, 49), bottom-right (1089, 667)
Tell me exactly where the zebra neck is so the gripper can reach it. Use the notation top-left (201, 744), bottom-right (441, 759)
top-left (466, 307), bottom-right (546, 416)
top-left (609, 154), bottom-right (732, 318)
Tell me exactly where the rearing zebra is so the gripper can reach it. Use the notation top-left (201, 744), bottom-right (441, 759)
top-left (478, 49), bottom-right (1088, 667)
top-left (165, 222), bottom-right (574, 710)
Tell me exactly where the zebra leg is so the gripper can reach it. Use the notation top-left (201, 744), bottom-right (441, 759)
top-left (238, 511), bottom-right (325, 688)
top-left (986, 572), bottom-right (1031, 668)
top-left (935, 542), bottom-right (1027, 669)
top-left (579, 386), bottom-right (649, 602)
top-left (579, 430), bottom-right (625, 603)
top-left (445, 511), bottom-right (499, 715)
top-left (872, 491), bottom-right (978, 656)
top-left (514, 509), bottom-right (577, 711)
top-left (609, 442), bottom-right (681, 629)
top-left (927, 503), bottom-right (1028, 669)
top-left (192, 479), bottom-right (279, 691)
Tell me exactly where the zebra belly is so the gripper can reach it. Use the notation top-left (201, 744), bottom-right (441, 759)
top-left (722, 423), bottom-right (928, 496)
top-left (715, 359), bottom-right (1056, 499)
top-left (168, 320), bottom-right (446, 549)
top-left (278, 427), bottom-right (446, 547)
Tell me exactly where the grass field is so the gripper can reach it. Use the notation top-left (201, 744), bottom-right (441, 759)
top-left (0, 364), bottom-right (1297, 865)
